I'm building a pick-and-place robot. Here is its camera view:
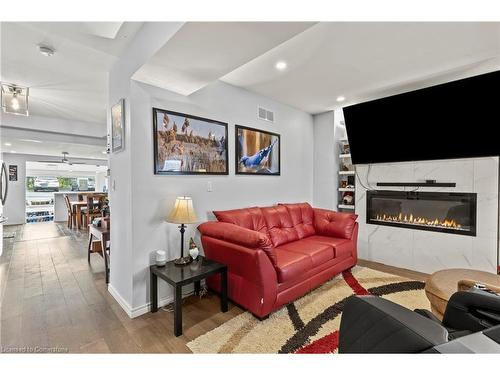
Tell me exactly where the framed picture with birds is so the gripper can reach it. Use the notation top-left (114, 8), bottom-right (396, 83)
top-left (235, 125), bottom-right (280, 175)
top-left (153, 108), bottom-right (229, 175)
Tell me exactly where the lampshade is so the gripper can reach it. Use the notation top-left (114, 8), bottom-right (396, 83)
top-left (1, 83), bottom-right (29, 116)
top-left (167, 196), bottom-right (198, 224)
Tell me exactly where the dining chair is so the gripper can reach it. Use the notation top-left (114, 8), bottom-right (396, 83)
top-left (97, 195), bottom-right (107, 216)
top-left (63, 194), bottom-right (74, 229)
top-left (82, 195), bottom-right (102, 228)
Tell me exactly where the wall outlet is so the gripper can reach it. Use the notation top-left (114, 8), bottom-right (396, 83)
top-left (207, 181), bottom-right (213, 192)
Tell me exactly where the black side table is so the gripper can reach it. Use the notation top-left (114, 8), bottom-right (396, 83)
top-left (150, 256), bottom-right (228, 337)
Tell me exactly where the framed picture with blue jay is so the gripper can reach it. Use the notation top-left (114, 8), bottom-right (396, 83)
top-left (153, 108), bottom-right (228, 175)
top-left (235, 125), bottom-right (280, 175)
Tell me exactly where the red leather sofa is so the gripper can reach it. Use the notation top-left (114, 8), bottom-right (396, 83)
top-left (197, 203), bottom-right (358, 319)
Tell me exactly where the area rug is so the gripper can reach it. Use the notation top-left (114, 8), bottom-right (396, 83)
top-left (187, 266), bottom-right (429, 353)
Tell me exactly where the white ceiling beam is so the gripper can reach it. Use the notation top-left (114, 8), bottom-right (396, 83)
top-left (81, 22), bottom-right (124, 39)
top-left (110, 22), bottom-right (185, 85)
top-left (0, 126), bottom-right (105, 146)
top-left (0, 112), bottom-right (106, 138)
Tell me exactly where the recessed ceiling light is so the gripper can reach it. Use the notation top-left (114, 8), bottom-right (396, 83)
top-left (102, 151), bottom-right (107, 155)
top-left (336, 96), bottom-right (346, 103)
top-left (38, 45), bottom-right (55, 57)
top-left (275, 61), bottom-right (287, 71)
top-left (4, 142), bottom-right (12, 146)
top-left (20, 138), bottom-right (42, 143)
top-left (10, 150), bottom-right (16, 153)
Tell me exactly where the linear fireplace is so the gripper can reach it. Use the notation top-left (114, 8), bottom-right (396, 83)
top-left (366, 190), bottom-right (477, 236)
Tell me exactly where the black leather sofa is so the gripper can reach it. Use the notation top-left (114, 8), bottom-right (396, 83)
top-left (338, 287), bottom-right (500, 353)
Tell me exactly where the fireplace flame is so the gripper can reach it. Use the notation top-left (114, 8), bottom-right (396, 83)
top-left (374, 213), bottom-right (462, 229)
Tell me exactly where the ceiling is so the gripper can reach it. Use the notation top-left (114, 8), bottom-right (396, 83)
top-left (133, 22), bottom-right (315, 95)
top-left (0, 22), bottom-right (142, 124)
top-left (221, 22), bottom-right (500, 113)
top-left (2, 21), bottom-right (500, 127)
top-left (134, 22), bottom-right (500, 114)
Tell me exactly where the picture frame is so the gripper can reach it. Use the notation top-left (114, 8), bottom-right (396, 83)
top-left (152, 108), bottom-right (229, 175)
top-left (111, 98), bottom-right (125, 153)
top-left (8, 165), bottom-right (17, 181)
top-left (235, 125), bottom-right (280, 175)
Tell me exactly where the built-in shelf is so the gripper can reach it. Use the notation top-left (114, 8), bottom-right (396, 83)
top-left (27, 214), bottom-right (53, 219)
top-left (337, 132), bottom-right (355, 212)
top-left (376, 182), bottom-right (456, 187)
top-left (338, 204), bottom-right (355, 210)
top-left (26, 200), bottom-right (55, 223)
top-left (26, 205), bottom-right (53, 212)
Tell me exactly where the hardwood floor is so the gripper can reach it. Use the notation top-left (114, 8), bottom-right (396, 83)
top-left (1, 222), bottom-right (429, 353)
top-left (357, 258), bottom-right (429, 282)
top-left (0, 222), bottom-right (243, 353)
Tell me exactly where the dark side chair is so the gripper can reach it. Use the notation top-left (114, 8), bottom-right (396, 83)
top-left (339, 287), bottom-right (500, 353)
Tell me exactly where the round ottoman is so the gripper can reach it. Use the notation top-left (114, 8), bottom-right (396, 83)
top-left (425, 268), bottom-right (500, 320)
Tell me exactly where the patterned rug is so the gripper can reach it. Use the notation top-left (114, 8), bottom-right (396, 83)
top-left (187, 266), bottom-right (429, 353)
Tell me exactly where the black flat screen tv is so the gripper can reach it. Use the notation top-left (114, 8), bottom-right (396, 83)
top-left (343, 70), bottom-right (500, 165)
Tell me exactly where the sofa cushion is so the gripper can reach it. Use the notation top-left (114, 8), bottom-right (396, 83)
top-left (214, 207), bottom-right (269, 236)
top-left (279, 203), bottom-right (316, 239)
top-left (313, 209), bottom-right (358, 239)
top-left (277, 239), bottom-right (334, 267)
top-left (261, 205), bottom-right (299, 247)
top-left (307, 235), bottom-right (353, 260)
top-left (274, 249), bottom-right (313, 283)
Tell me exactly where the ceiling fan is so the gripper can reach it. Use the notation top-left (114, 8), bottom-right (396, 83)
top-left (38, 152), bottom-right (86, 165)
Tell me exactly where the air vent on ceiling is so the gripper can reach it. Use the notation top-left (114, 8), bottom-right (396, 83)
top-left (258, 107), bottom-right (274, 123)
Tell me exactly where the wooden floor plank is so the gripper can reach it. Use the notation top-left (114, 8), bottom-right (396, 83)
top-left (1, 222), bottom-right (243, 353)
top-left (1, 222), bottom-right (427, 353)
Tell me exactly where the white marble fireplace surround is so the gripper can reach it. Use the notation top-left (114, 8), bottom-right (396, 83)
top-left (355, 156), bottom-right (499, 274)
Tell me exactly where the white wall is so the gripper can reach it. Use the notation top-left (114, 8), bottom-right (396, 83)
top-left (312, 111), bottom-right (336, 209)
top-left (106, 22), bottom-right (186, 315)
top-left (1, 153), bottom-right (27, 225)
top-left (95, 171), bottom-right (107, 192)
top-left (312, 109), bottom-right (348, 209)
top-left (108, 79), bottom-right (314, 315)
top-left (355, 157), bottom-right (499, 274)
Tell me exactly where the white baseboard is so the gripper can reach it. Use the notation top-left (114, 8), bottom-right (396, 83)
top-left (107, 284), bottom-right (134, 318)
top-left (107, 283), bottom-right (192, 319)
top-left (130, 295), bottom-right (176, 318)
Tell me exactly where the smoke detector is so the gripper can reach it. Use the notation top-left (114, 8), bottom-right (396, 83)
top-left (38, 45), bottom-right (55, 57)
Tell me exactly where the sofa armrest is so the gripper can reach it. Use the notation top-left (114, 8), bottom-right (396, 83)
top-left (199, 235), bottom-right (278, 317)
top-left (313, 208), bottom-right (358, 239)
top-left (443, 290), bottom-right (500, 332)
top-left (339, 295), bottom-right (448, 353)
top-left (198, 221), bottom-right (273, 250)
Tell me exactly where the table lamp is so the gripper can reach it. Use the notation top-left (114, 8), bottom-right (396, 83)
top-left (167, 196), bottom-right (198, 265)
